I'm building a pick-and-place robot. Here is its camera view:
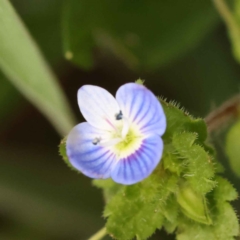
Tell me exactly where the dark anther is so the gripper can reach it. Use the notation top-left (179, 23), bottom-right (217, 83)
top-left (115, 110), bottom-right (123, 120)
top-left (92, 137), bottom-right (101, 145)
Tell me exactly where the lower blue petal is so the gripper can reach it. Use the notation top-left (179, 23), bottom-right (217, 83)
top-left (111, 135), bottom-right (163, 185)
top-left (66, 122), bottom-right (117, 179)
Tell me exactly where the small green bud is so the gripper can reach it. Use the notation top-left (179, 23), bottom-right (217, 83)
top-left (177, 183), bottom-right (212, 225)
top-left (135, 78), bottom-right (145, 85)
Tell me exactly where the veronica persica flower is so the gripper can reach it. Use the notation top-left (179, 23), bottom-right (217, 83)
top-left (66, 83), bottom-right (166, 185)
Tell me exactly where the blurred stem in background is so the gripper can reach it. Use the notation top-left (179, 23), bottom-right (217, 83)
top-left (213, 0), bottom-right (237, 25)
top-left (212, 0), bottom-right (240, 63)
top-left (205, 94), bottom-right (240, 132)
top-left (0, 0), bottom-right (76, 136)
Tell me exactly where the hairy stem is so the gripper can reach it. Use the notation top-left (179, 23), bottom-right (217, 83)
top-left (205, 95), bottom-right (240, 133)
top-left (88, 227), bottom-right (107, 240)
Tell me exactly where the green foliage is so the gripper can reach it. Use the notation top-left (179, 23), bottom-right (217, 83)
top-left (92, 100), bottom-right (239, 239)
top-left (11, 0), bottom-right (64, 66)
top-left (0, 0), bottom-right (76, 136)
top-left (59, 98), bottom-right (239, 239)
top-left (93, 178), bottom-right (122, 203)
top-left (213, 0), bottom-right (240, 64)
top-left (135, 78), bottom-right (145, 85)
top-left (160, 100), bottom-right (208, 143)
top-left (103, 170), bottom-right (178, 240)
top-left (232, 0), bottom-right (240, 63)
top-left (226, 120), bottom-right (240, 177)
top-left (62, 0), bottom-right (219, 70)
top-left (177, 176), bottom-right (239, 240)
top-left (59, 137), bottom-right (76, 170)
top-left (177, 183), bottom-right (212, 225)
top-left (172, 132), bottom-right (216, 194)
top-left (0, 73), bottom-right (21, 125)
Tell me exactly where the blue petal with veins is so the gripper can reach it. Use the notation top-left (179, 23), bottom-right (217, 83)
top-left (66, 83), bottom-right (166, 185)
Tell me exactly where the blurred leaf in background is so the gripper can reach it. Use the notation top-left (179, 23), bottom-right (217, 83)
top-left (0, 73), bottom-right (22, 132)
top-left (233, 0), bottom-right (240, 61)
top-left (0, 146), bottom-right (105, 240)
top-left (0, 0), bottom-right (239, 239)
top-left (0, 0), bottom-right (75, 136)
top-left (226, 120), bottom-right (240, 177)
top-left (0, 0), bottom-right (67, 133)
top-left (10, 0), bottom-right (64, 66)
top-left (155, 30), bottom-right (240, 116)
top-left (62, 0), bottom-right (219, 70)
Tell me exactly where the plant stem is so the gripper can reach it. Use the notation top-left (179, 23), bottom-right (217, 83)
top-left (212, 0), bottom-right (238, 32)
top-left (88, 227), bottom-right (107, 240)
top-left (205, 95), bottom-right (240, 133)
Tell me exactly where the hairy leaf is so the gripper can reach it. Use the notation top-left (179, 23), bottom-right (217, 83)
top-left (172, 132), bottom-right (216, 194)
top-left (176, 175), bottom-right (239, 240)
top-left (104, 170), bottom-right (178, 240)
top-left (160, 100), bottom-right (208, 143)
top-left (59, 97), bottom-right (239, 240)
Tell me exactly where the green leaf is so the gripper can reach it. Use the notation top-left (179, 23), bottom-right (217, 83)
top-left (0, 0), bottom-right (76, 136)
top-left (177, 183), bottom-right (212, 225)
top-left (161, 100), bottom-right (208, 143)
top-left (177, 202), bottom-right (239, 240)
top-left (213, 176), bottom-right (238, 202)
top-left (62, 0), bottom-right (219, 70)
top-left (104, 170), bottom-right (178, 240)
top-left (93, 179), bottom-right (123, 203)
top-left (11, 0), bottom-right (64, 66)
top-left (58, 137), bottom-right (78, 172)
top-left (162, 193), bottom-right (179, 224)
top-left (163, 144), bottom-right (183, 176)
top-left (226, 120), bottom-right (240, 177)
top-left (172, 132), bottom-right (216, 194)
top-left (176, 174), bottom-right (239, 240)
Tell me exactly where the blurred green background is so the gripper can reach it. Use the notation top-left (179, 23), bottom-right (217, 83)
top-left (0, 0), bottom-right (239, 239)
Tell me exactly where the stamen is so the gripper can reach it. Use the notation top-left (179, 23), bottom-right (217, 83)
top-left (121, 116), bottom-right (130, 138)
top-left (99, 138), bottom-right (122, 147)
top-left (115, 110), bottom-right (123, 120)
top-left (92, 137), bottom-right (101, 145)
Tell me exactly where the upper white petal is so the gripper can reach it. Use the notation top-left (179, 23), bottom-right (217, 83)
top-left (78, 85), bottom-right (120, 131)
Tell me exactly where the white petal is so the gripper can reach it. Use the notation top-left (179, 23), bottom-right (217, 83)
top-left (116, 83), bottom-right (166, 136)
top-left (78, 85), bottom-right (120, 131)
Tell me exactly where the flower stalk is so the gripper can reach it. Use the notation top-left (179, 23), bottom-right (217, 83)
top-left (88, 227), bottom-right (107, 240)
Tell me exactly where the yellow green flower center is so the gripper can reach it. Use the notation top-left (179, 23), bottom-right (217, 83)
top-left (113, 124), bottom-right (143, 159)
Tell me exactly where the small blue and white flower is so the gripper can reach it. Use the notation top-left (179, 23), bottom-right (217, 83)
top-left (66, 83), bottom-right (166, 185)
